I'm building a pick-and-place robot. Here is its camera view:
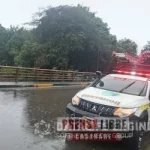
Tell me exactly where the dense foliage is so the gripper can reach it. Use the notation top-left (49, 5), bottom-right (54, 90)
top-left (0, 5), bottom-right (138, 72)
top-left (116, 38), bottom-right (137, 54)
top-left (144, 41), bottom-right (150, 50)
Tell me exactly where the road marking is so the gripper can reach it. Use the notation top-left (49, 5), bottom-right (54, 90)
top-left (34, 84), bottom-right (53, 87)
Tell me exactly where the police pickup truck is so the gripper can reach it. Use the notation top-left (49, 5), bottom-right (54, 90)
top-left (66, 71), bottom-right (150, 150)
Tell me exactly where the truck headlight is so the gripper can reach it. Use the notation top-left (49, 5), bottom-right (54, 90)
top-left (72, 95), bottom-right (80, 105)
top-left (114, 108), bottom-right (137, 117)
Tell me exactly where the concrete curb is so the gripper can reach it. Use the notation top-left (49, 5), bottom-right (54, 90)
top-left (0, 82), bottom-right (90, 88)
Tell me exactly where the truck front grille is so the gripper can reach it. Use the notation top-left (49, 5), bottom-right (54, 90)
top-left (78, 99), bottom-right (117, 117)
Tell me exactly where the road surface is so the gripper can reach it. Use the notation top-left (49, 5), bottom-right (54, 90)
top-left (0, 86), bottom-right (150, 150)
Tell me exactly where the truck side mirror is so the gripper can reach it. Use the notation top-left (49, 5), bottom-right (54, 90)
top-left (99, 81), bottom-right (104, 87)
top-left (96, 71), bottom-right (102, 78)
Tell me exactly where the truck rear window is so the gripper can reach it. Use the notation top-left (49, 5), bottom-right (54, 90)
top-left (95, 76), bottom-right (147, 96)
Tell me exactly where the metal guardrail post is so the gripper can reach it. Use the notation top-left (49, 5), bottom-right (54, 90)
top-left (15, 68), bottom-right (19, 82)
top-left (34, 68), bottom-right (37, 81)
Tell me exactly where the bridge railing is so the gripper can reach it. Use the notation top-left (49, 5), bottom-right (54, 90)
top-left (0, 65), bottom-right (96, 82)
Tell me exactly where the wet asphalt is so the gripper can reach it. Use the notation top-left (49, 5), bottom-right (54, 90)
top-left (0, 86), bottom-right (150, 150)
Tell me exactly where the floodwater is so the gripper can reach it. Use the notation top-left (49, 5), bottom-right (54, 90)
top-left (0, 86), bottom-right (150, 150)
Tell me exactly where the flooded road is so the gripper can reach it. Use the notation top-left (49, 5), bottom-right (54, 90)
top-left (0, 86), bottom-right (149, 150)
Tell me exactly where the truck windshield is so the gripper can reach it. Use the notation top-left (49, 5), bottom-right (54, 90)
top-left (95, 76), bottom-right (147, 96)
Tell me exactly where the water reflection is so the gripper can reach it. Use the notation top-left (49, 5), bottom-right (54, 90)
top-left (0, 87), bottom-right (150, 150)
top-left (24, 88), bottom-right (80, 139)
top-left (24, 87), bottom-right (150, 150)
top-left (13, 90), bottom-right (17, 98)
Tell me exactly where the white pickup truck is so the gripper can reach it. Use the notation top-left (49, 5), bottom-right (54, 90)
top-left (66, 72), bottom-right (150, 150)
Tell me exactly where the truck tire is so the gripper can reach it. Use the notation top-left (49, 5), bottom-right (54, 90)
top-left (123, 115), bottom-right (148, 150)
top-left (125, 131), bottom-right (144, 150)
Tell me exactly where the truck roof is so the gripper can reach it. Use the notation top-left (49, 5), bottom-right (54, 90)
top-left (109, 74), bottom-right (148, 81)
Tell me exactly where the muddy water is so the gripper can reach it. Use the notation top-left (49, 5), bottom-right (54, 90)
top-left (0, 86), bottom-right (149, 150)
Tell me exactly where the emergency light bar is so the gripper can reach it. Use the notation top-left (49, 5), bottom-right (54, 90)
top-left (112, 62), bottom-right (150, 78)
top-left (113, 70), bottom-right (150, 78)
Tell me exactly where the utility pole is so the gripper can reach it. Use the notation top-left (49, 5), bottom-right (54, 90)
top-left (97, 49), bottom-right (99, 71)
top-left (97, 41), bottom-right (101, 71)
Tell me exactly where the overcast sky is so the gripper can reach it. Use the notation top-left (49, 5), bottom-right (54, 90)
top-left (0, 0), bottom-right (149, 53)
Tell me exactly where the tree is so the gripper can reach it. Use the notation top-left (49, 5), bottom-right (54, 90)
top-left (116, 38), bottom-right (137, 54)
top-left (7, 26), bottom-right (32, 65)
top-left (29, 5), bottom-right (116, 71)
top-left (143, 41), bottom-right (150, 50)
top-left (0, 24), bottom-right (11, 65)
top-left (0, 25), bottom-right (32, 66)
top-left (0, 5), bottom-right (138, 72)
top-left (14, 40), bottom-right (41, 67)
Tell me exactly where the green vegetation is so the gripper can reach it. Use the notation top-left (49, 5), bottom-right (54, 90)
top-left (116, 38), bottom-right (137, 54)
top-left (0, 5), bottom-right (138, 72)
top-left (144, 41), bottom-right (150, 50)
